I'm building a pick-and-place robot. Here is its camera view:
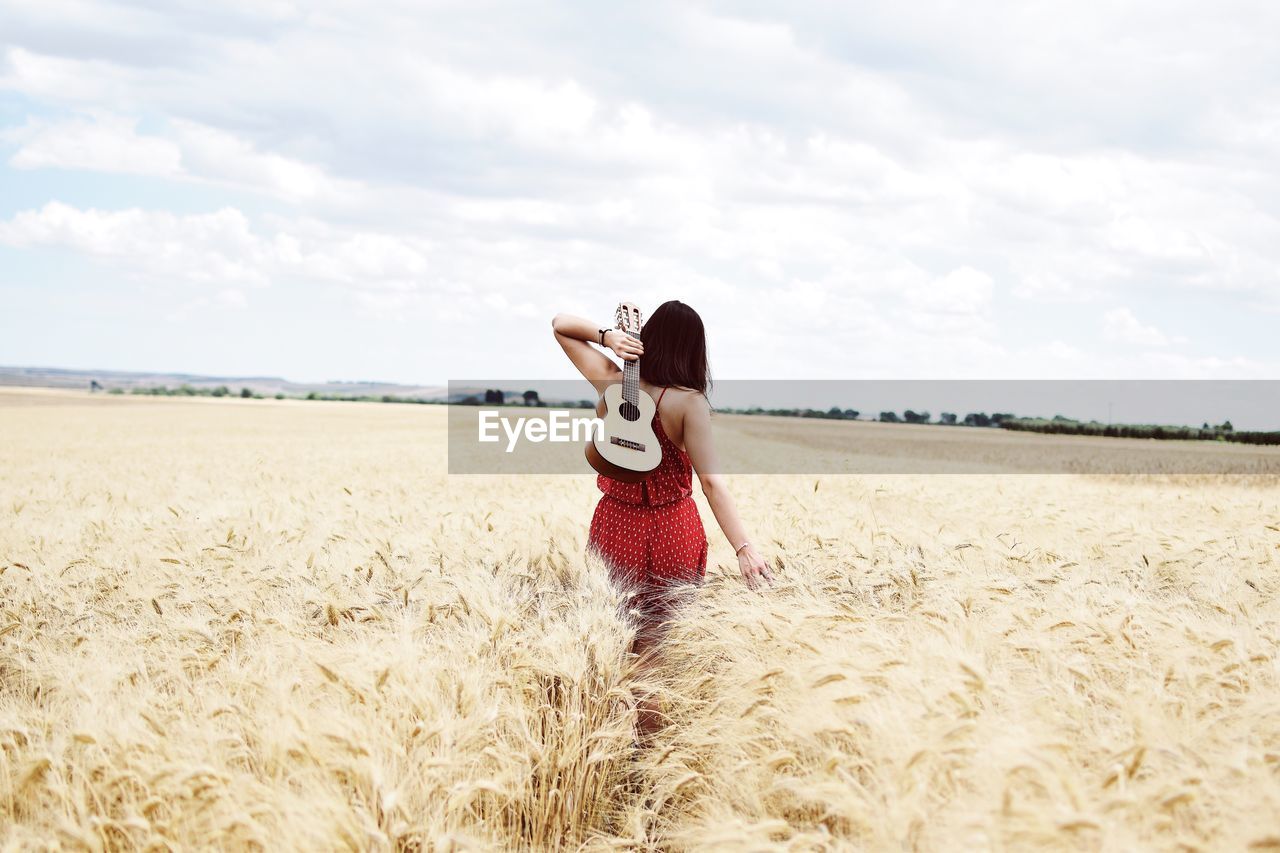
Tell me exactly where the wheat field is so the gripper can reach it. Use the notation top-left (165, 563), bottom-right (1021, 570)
top-left (2, 389), bottom-right (1279, 851)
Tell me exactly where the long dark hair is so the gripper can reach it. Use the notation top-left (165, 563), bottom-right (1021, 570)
top-left (640, 300), bottom-right (711, 394)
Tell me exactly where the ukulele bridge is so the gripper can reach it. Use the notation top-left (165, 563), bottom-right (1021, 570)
top-left (610, 436), bottom-right (646, 452)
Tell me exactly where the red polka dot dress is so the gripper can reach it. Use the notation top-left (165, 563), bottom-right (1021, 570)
top-left (588, 387), bottom-right (708, 626)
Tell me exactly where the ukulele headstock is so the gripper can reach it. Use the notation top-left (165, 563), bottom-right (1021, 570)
top-left (615, 302), bottom-right (643, 338)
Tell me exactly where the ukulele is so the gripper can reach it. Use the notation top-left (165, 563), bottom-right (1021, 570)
top-left (585, 302), bottom-right (662, 484)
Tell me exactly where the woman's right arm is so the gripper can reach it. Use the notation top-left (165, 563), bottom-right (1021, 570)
top-left (552, 313), bottom-right (642, 394)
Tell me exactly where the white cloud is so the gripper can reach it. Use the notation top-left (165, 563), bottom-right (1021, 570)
top-left (0, 201), bottom-right (270, 284)
top-left (215, 287), bottom-right (247, 308)
top-left (168, 120), bottom-right (365, 204)
top-left (910, 267), bottom-right (994, 315)
top-left (0, 201), bottom-right (435, 291)
top-left (409, 63), bottom-right (599, 149)
top-left (3, 111), bottom-right (366, 205)
top-left (3, 113), bottom-right (181, 176)
top-left (1102, 307), bottom-right (1171, 347)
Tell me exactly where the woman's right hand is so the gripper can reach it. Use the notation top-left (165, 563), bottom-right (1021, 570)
top-left (737, 544), bottom-right (774, 590)
top-left (604, 330), bottom-right (644, 361)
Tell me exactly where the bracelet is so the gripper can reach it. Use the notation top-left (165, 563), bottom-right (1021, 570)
top-left (734, 541), bottom-right (750, 556)
top-left (598, 328), bottom-right (608, 347)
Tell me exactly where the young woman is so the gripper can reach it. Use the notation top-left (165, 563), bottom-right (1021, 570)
top-left (552, 300), bottom-right (773, 746)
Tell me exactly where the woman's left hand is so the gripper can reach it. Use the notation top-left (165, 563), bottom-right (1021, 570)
top-left (737, 544), bottom-right (774, 590)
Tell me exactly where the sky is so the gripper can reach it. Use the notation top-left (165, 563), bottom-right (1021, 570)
top-left (1, 0), bottom-right (1279, 386)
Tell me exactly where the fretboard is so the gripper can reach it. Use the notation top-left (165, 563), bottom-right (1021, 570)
top-left (621, 330), bottom-right (641, 407)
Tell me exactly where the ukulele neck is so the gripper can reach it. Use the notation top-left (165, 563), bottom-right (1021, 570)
top-left (621, 330), bottom-right (641, 407)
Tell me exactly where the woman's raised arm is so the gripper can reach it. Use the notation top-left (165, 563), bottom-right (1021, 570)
top-left (551, 313), bottom-right (641, 395)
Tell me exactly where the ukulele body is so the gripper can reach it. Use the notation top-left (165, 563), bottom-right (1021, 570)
top-left (586, 382), bottom-right (661, 483)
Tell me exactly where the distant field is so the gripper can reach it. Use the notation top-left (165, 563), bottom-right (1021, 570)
top-left (2, 389), bottom-right (1279, 849)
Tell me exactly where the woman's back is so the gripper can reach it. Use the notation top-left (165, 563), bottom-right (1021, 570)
top-left (638, 380), bottom-right (694, 451)
top-left (597, 384), bottom-right (695, 507)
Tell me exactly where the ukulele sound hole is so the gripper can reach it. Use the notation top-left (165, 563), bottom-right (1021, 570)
top-left (619, 400), bottom-right (641, 422)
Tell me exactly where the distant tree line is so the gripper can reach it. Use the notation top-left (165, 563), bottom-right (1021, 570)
top-left (715, 406), bottom-right (1280, 445)
top-left (719, 407), bottom-right (1018, 424)
top-left (1000, 416), bottom-right (1280, 445)
top-left (106, 383), bottom-right (449, 404)
top-left (119, 384), bottom-right (271, 399)
top-left (719, 406), bottom-right (1027, 424)
top-left (302, 392), bottom-right (439, 404)
top-left (723, 406), bottom-right (861, 420)
top-left (457, 389), bottom-right (544, 406)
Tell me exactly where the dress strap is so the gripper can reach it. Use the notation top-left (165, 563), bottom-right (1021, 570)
top-left (656, 386), bottom-right (667, 409)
